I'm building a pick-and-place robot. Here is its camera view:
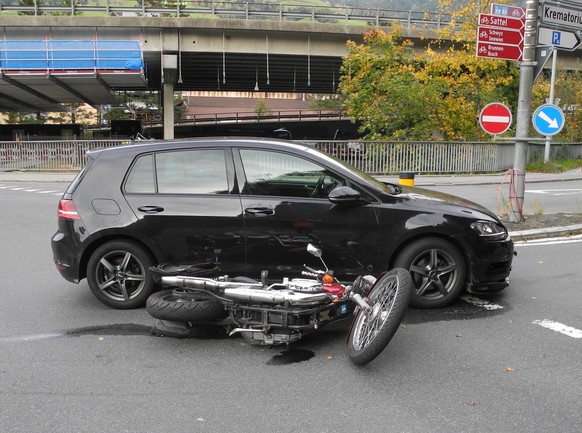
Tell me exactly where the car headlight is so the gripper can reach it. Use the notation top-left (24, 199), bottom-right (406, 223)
top-left (470, 220), bottom-right (508, 240)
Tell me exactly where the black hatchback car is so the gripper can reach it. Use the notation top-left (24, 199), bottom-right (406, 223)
top-left (51, 138), bottom-right (514, 309)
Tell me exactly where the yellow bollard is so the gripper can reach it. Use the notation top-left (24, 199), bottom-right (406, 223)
top-left (399, 172), bottom-right (415, 187)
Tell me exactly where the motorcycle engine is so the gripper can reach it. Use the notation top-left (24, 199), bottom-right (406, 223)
top-left (288, 278), bottom-right (324, 293)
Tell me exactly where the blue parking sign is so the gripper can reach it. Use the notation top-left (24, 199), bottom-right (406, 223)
top-left (532, 104), bottom-right (565, 136)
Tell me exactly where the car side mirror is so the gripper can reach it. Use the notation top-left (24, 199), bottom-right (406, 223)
top-left (328, 186), bottom-right (366, 205)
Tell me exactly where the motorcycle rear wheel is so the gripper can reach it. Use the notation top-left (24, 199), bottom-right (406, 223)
top-left (146, 289), bottom-right (226, 323)
top-left (347, 268), bottom-right (412, 366)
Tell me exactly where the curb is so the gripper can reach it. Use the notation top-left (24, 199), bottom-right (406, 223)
top-left (509, 224), bottom-right (582, 242)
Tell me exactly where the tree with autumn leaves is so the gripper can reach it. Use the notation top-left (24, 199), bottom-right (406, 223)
top-left (339, 28), bottom-right (519, 140)
top-left (338, 0), bottom-right (581, 142)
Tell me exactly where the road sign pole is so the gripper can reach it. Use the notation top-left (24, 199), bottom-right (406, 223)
top-left (544, 48), bottom-right (558, 162)
top-left (511, 0), bottom-right (539, 223)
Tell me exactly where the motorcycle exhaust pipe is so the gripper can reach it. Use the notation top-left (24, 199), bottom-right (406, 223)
top-left (223, 287), bottom-right (331, 305)
top-left (161, 276), bottom-right (221, 289)
top-left (161, 276), bottom-right (332, 305)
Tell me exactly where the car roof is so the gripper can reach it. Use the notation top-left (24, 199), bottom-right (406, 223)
top-left (87, 137), bottom-right (312, 158)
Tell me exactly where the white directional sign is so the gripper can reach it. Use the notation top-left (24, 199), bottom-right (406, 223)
top-left (538, 27), bottom-right (581, 50)
top-left (490, 3), bottom-right (525, 19)
top-left (541, 2), bottom-right (582, 31)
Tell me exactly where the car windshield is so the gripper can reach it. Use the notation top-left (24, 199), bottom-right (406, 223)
top-left (305, 147), bottom-right (400, 194)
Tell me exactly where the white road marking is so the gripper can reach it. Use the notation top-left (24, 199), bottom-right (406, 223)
top-left (0, 186), bottom-right (63, 195)
top-left (533, 319), bottom-right (582, 339)
top-left (526, 188), bottom-right (582, 195)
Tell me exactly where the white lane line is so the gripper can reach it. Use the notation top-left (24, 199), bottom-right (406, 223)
top-left (0, 333), bottom-right (61, 344)
top-left (0, 187), bottom-right (64, 195)
top-left (461, 295), bottom-right (504, 310)
top-left (533, 319), bottom-right (582, 339)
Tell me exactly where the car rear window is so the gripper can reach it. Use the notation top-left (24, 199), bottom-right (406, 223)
top-left (65, 156), bottom-right (94, 195)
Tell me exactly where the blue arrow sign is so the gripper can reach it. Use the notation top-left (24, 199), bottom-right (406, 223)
top-left (532, 104), bottom-right (565, 136)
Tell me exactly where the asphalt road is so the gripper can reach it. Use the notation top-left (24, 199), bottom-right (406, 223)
top-left (423, 181), bottom-right (582, 216)
top-left (1, 182), bottom-right (581, 433)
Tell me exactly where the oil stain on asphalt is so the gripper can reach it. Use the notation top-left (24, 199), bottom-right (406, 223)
top-left (266, 349), bottom-right (315, 365)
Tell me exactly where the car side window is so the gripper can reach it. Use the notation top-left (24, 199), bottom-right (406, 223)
top-left (125, 149), bottom-right (229, 194)
top-left (156, 149), bottom-right (229, 194)
top-left (239, 149), bottom-right (344, 198)
top-left (125, 154), bottom-right (155, 193)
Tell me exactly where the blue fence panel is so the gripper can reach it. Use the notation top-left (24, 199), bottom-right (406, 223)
top-left (0, 40), bottom-right (143, 71)
top-left (0, 40), bottom-right (48, 69)
top-left (96, 40), bottom-right (144, 70)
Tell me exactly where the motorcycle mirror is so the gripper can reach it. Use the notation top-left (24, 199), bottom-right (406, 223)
top-left (307, 244), bottom-right (330, 273)
top-left (307, 243), bottom-right (322, 258)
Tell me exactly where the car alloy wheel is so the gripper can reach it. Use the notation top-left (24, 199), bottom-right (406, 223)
top-left (87, 240), bottom-right (156, 309)
top-left (394, 237), bottom-right (465, 308)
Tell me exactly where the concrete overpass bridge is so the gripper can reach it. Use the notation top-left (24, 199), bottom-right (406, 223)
top-left (0, 2), bottom-right (581, 138)
top-left (0, 15), bottom-right (437, 137)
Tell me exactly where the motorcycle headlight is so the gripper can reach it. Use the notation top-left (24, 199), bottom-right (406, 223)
top-left (470, 220), bottom-right (508, 240)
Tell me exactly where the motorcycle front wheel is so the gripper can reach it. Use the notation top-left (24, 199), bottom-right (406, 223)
top-left (347, 268), bottom-right (413, 366)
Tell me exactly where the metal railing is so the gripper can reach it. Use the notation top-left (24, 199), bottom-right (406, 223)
top-left (0, 1), bottom-right (450, 30)
top-left (312, 141), bottom-right (514, 174)
top-left (4, 140), bottom-right (581, 174)
top-left (0, 140), bottom-right (126, 172)
top-left (175, 108), bottom-right (347, 125)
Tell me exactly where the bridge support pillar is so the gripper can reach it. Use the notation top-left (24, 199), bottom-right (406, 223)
top-left (162, 82), bottom-right (175, 140)
top-left (162, 54), bottom-right (178, 140)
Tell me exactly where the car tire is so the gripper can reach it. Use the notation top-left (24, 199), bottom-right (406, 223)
top-left (393, 237), bottom-right (465, 309)
top-left (87, 240), bottom-right (156, 309)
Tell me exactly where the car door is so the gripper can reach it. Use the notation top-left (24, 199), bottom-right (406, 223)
top-left (234, 147), bottom-right (379, 281)
top-left (123, 146), bottom-right (246, 274)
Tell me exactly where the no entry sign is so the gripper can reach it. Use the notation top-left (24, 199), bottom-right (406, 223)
top-left (479, 103), bottom-right (512, 135)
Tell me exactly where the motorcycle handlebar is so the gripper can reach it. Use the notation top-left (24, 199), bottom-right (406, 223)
top-left (303, 266), bottom-right (325, 276)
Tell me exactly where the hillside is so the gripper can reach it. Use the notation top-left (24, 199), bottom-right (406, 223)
top-left (4, 0), bottom-right (442, 12)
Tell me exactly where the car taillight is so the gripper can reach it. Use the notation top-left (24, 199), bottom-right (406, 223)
top-left (58, 199), bottom-right (81, 220)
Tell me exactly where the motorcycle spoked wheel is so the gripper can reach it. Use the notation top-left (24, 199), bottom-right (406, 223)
top-left (146, 289), bottom-right (227, 323)
top-left (347, 268), bottom-right (413, 366)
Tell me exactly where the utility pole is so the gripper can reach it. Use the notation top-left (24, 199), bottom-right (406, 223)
top-left (510, 0), bottom-right (539, 223)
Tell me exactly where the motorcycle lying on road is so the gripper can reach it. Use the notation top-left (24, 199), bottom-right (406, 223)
top-left (146, 244), bottom-right (413, 365)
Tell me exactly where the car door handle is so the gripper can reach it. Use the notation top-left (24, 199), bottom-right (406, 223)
top-left (245, 206), bottom-right (274, 216)
top-left (137, 206), bottom-right (164, 214)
